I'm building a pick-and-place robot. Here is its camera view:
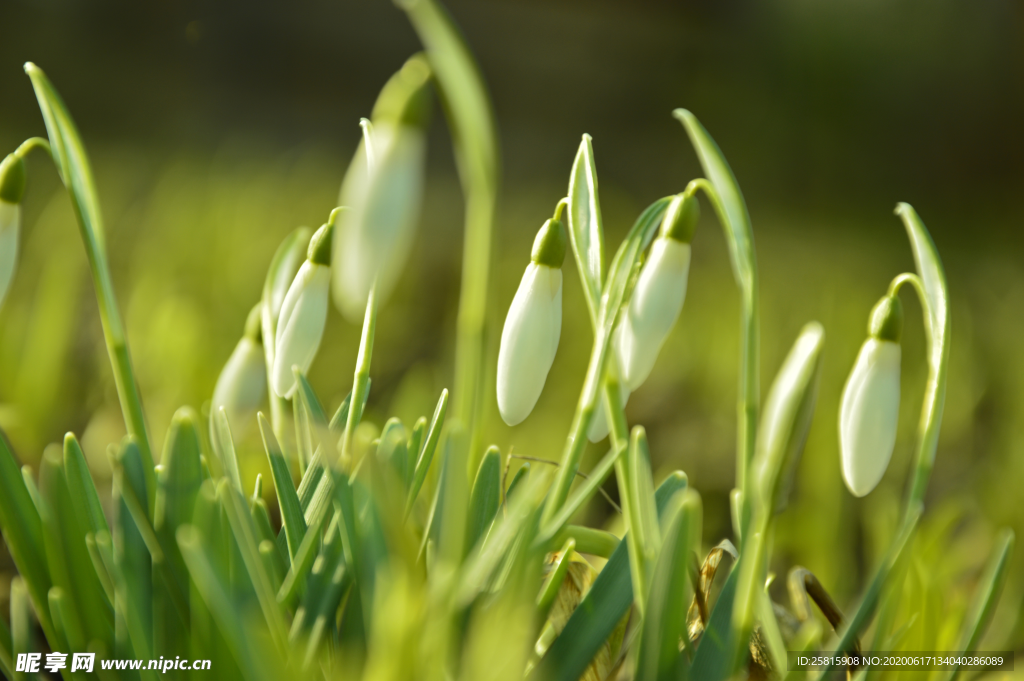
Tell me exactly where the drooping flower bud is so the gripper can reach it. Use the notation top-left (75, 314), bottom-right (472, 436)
top-left (839, 294), bottom-right (903, 497)
top-left (613, 193), bottom-right (698, 392)
top-left (497, 218), bottom-right (566, 426)
top-left (211, 304), bottom-right (267, 439)
top-left (0, 153), bottom-right (27, 310)
top-left (272, 215), bottom-right (336, 398)
top-left (333, 55), bottom-right (432, 322)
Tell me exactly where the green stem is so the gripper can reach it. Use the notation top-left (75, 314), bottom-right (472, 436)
top-left (686, 177), bottom-right (759, 540)
top-left (24, 64), bottom-right (156, 505)
top-left (15, 137), bottom-right (51, 158)
top-left (341, 285), bottom-right (378, 468)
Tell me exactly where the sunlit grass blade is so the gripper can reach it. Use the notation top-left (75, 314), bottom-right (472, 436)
top-left (940, 528), bottom-right (1015, 681)
top-left (25, 63), bottom-right (155, 503)
top-left (465, 445), bottom-right (501, 555)
top-left (627, 426), bottom-right (661, 612)
top-left (567, 134), bottom-right (605, 320)
top-left (535, 471), bottom-right (687, 681)
top-left (259, 413), bottom-right (306, 560)
top-left (10, 578), bottom-right (33, 679)
top-left (0, 428), bottom-right (55, 642)
top-left (112, 439), bottom-right (154, 660)
top-left (636, 487), bottom-right (701, 681)
top-left (406, 388), bottom-right (448, 514)
top-left (537, 538), bottom-right (576, 621)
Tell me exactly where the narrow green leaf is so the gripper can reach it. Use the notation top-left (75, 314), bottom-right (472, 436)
top-left (213, 408), bottom-right (244, 494)
top-left (0, 593), bottom-right (10, 681)
top-left (535, 471), bottom-right (687, 681)
top-left (406, 388), bottom-right (448, 514)
top-left (465, 445), bottom-right (501, 554)
top-left (637, 488), bottom-right (702, 681)
top-left (10, 578), bottom-right (33, 681)
top-left (627, 426), bottom-right (661, 611)
top-left (0, 429), bottom-right (54, 642)
top-left (25, 63), bottom-right (155, 503)
top-left (567, 134), bottom-right (605, 319)
top-left (406, 416), bottom-right (426, 489)
top-left (690, 560), bottom-right (740, 681)
top-left (506, 462), bottom-right (529, 501)
top-left (537, 538), bottom-right (576, 620)
top-left (112, 439), bottom-right (154, 660)
top-left (63, 432), bottom-right (109, 537)
top-left (259, 413), bottom-right (306, 560)
top-left (941, 528), bottom-right (1015, 681)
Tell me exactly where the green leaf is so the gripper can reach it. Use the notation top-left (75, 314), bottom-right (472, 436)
top-left (536, 538), bottom-right (576, 620)
top-left (406, 388), bottom-right (449, 514)
top-left (9, 578), bottom-right (33, 679)
top-left (627, 426), bottom-right (661, 611)
top-left (62, 432), bottom-right (109, 537)
top-left (505, 461), bottom-right (529, 501)
top-left (213, 408), bottom-right (244, 494)
top-left (259, 413), bottom-right (306, 560)
top-left (751, 322), bottom-right (824, 516)
top-left (690, 559), bottom-right (740, 681)
top-left (155, 408), bottom-right (204, 541)
top-left (895, 203), bottom-right (951, 508)
top-left (941, 528), bottom-right (1015, 681)
top-left (538, 445), bottom-right (625, 545)
top-left (535, 471), bottom-right (687, 681)
top-left (25, 63), bottom-right (155, 502)
top-left (0, 428), bottom-right (54, 642)
top-left (112, 438), bottom-right (154, 660)
top-left (465, 445), bottom-right (501, 555)
top-left (636, 488), bottom-right (702, 681)
top-left (567, 134), bottom-right (605, 320)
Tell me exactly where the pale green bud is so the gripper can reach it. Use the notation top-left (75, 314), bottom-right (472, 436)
top-left (496, 262), bottom-right (563, 425)
top-left (839, 335), bottom-right (901, 497)
top-left (272, 259), bottom-right (330, 398)
top-left (212, 305), bottom-right (266, 438)
top-left (0, 154), bottom-right (26, 310)
top-left (613, 236), bottom-right (691, 392)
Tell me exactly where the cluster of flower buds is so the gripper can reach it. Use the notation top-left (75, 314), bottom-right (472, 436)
top-left (496, 214), bottom-right (566, 426)
top-left (839, 293), bottom-right (903, 497)
top-left (0, 152), bottom-right (27, 310)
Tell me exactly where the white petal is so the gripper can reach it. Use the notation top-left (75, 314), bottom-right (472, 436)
top-left (212, 337), bottom-right (267, 436)
top-left (839, 339), bottom-right (901, 497)
top-left (0, 201), bottom-right (20, 309)
top-left (334, 124), bottom-right (426, 322)
top-left (273, 262), bottom-right (330, 398)
top-left (496, 263), bottom-right (562, 426)
top-left (616, 238), bottom-right (690, 391)
top-left (587, 379), bottom-right (630, 443)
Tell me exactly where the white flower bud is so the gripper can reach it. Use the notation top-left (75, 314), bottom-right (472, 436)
top-left (272, 260), bottom-right (330, 398)
top-left (212, 307), bottom-right (266, 438)
top-left (0, 200), bottom-right (19, 310)
top-left (497, 262), bottom-right (563, 426)
top-left (839, 338), bottom-right (901, 497)
top-left (333, 121), bottom-right (426, 323)
top-left (614, 236), bottom-right (691, 392)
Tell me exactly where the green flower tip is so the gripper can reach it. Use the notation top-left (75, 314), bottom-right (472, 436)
top-left (659, 192), bottom-right (699, 243)
top-left (868, 294), bottom-right (903, 342)
top-left (244, 303), bottom-right (263, 343)
top-left (0, 153), bottom-right (27, 204)
top-left (371, 53), bottom-right (433, 130)
top-left (531, 217), bottom-right (566, 268)
top-left (308, 214), bottom-right (339, 266)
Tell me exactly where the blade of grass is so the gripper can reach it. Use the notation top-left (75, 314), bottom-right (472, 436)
top-left (213, 408), bottom-right (244, 494)
top-left (259, 413), bottom-right (306, 560)
top-left (465, 445), bottom-right (501, 555)
top-left (62, 433), bottom-right (109, 537)
top-left (537, 444), bottom-right (627, 546)
top-left (406, 388), bottom-right (448, 515)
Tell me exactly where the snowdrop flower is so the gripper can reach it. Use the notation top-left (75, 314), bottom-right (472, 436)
top-left (614, 192), bottom-right (699, 392)
top-left (0, 153), bottom-right (26, 310)
top-left (272, 216), bottom-right (336, 398)
top-left (839, 294), bottom-right (903, 497)
top-left (211, 304), bottom-right (266, 438)
top-left (333, 55), bottom-right (432, 322)
top-left (497, 217), bottom-right (566, 426)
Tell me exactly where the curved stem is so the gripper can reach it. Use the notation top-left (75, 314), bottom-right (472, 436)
top-left (341, 283), bottom-right (378, 470)
top-left (687, 177), bottom-right (760, 541)
top-left (15, 137), bottom-right (51, 158)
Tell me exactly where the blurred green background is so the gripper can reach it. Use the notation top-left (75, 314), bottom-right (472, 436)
top-left (1, 0), bottom-right (1023, 659)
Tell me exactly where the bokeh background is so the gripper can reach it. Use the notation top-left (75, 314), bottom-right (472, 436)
top-left (1, 0), bottom-right (1023, 659)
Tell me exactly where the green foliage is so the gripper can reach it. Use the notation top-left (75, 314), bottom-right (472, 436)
top-left (0, 4), bottom-right (1018, 681)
